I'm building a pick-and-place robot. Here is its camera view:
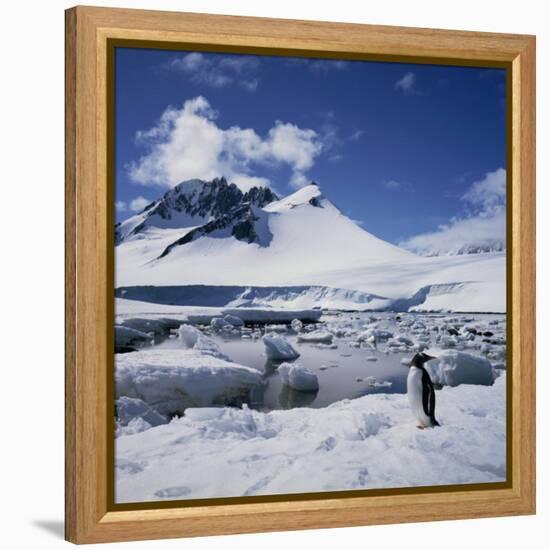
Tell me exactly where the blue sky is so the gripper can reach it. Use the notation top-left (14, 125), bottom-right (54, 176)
top-left (115, 47), bottom-right (506, 253)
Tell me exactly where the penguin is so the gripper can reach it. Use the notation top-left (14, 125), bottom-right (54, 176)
top-left (407, 352), bottom-right (440, 428)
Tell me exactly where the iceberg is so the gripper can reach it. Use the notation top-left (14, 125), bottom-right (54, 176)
top-left (426, 350), bottom-right (494, 386)
top-left (262, 334), bottom-right (300, 361)
top-left (278, 362), bottom-right (319, 392)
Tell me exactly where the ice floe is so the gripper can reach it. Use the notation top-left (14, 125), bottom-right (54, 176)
top-left (297, 330), bottom-right (333, 344)
top-left (115, 348), bottom-right (263, 417)
top-left (262, 334), bottom-right (300, 361)
top-left (278, 362), bottom-right (319, 392)
top-left (426, 350), bottom-right (494, 387)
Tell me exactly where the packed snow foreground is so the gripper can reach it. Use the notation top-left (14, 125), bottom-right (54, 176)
top-left (116, 374), bottom-right (506, 502)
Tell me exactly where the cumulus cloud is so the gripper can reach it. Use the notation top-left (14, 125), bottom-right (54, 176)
top-left (115, 201), bottom-right (127, 212)
top-left (349, 129), bottom-right (365, 141)
top-left (381, 179), bottom-right (405, 190)
top-left (129, 196), bottom-right (151, 213)
top-left (287, 58), bottom-right (349, 72)
top-left (400, 168), bottom-right (506, 256)
top-left (395, 72), bottom-right (418, 95)
top-left (167, 53), bottom-right (260, 92)
top-left (308, 59), bottom-right (349, 72)
top-left (128, 96), bottom-right (323, 191)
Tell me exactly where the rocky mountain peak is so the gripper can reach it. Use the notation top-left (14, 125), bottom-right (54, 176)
top-left (116, 177), bottom-right (279, 244)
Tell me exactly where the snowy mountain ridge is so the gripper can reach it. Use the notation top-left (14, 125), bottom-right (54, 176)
top-left (115, 177), bottom-right (278, 244)
top-left (115, 178), bottom-right (506, 312)
top-left (419, 242), bottom-right (506, 257)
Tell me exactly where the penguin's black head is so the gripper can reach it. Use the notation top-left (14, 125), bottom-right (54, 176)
top-left (410, 352), bottom-right (436, 367)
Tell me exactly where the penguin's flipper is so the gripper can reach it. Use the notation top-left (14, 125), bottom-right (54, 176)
top-left (422, 369), bottom-right (436, 418)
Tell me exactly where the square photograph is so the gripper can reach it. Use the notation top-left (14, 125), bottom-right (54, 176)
top-left (112, 48), bottom-right (507, 505)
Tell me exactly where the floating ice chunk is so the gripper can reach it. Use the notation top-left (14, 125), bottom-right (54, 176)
top-left (116, 348), bottom-right (263, 416)
top-left (120, 317), bottom-right (169, 337)
top-left (177, 324), bottom-right (227, 359)
top-left (297, 330), bottom-right (333, 344)
top-left (178, 324), bottom-right (201, 348)
top-left (387, 335), bottom-right (414, 348)
top-left (194, 336), bottom-right (229, 359)
top-left (210, 317), bottom-right (231, 331)
top-left (310, 342), bottom-right (338, 350)
top-left (223, 314), bottom-right (244, 327)
top-left (262, 334), bottom-right (300, 360)
top-left (364, 376), bottom-right (393, 388)
top-left (278, 362), bottom-right (319, 392)
top-left (361, 328), bottom-right (393, 341)
top-left (438, 335), bottom-right (457, 349)
top-left (115, 325), bottom-right (151, 351)
top-left (426, 350), bottom-right (494, 387)
top-left (291, 318), bottom-right (303, 332)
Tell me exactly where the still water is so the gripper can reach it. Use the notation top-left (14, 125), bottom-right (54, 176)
top-left (215, 333), bottom-right (410, 411)
top-left (155, 311), bottom-right (416, 411)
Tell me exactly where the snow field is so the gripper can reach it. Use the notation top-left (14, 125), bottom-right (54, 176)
top-left (116, 373), bottom-right (506, 502)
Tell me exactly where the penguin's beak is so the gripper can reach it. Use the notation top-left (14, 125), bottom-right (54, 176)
top-left (423, 353), bottom-right (436, 361)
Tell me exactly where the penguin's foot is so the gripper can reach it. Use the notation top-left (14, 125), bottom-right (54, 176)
top-left (416, 424), bottom-right (425, 430)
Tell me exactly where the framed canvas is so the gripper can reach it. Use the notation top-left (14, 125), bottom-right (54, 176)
top-left (65, 5), bottom-right (536, 544)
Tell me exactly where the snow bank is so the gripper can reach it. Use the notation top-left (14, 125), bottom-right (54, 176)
top-left (262, 334), bottom-right (300, 360)
top-left (115, 349), bottom-right (263, 416)
top-left (115, 374), bottom-right (506, 502)
top-left (426, 350), bottom-right (494, 387)
top-left (278, 363), bottom-right (319, 392)
top-left (116, 397), bottom-right (167, 428)
top-left (115, 298), bottom-right (322, 324)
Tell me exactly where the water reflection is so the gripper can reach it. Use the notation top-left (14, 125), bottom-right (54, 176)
top-left (278, 385), bottom-right (318, 409)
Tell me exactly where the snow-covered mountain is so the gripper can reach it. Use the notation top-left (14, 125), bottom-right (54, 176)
top-left (414, 242), bottom-right (506, 257)
top-left (115, 179), bottom-right (506, 312)
top-left (115, 177), bottom-right (278, 244)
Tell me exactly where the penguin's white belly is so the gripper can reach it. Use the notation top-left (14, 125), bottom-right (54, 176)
top-left (407, 367), bottom-right (431, 427)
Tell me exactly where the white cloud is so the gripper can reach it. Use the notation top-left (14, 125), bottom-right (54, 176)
top-left (129, 196), bottom-right (151, 213)
top-left (115, 201), bottom-right (127, 212)
top-left (400, 168), bottom-right (506, 256)
top-left (462, 168), bottom-right (506, 211)
top-left (167, 53), bottom-right (260, 92)
top-left (128, 96), bottom-right (323, 191)
top-left (395, 72), bottom-right (418, 95)
top-left (308, 59), bottom-right (349, 72)
top-left (381, 179), bottom-right (404, 190)
top-left (287, 58), bottom-right (349, 72)
top-left (349, 129), bottom-right (365, 141)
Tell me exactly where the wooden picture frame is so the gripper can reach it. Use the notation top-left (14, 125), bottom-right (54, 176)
top-left (65, 5), bottom-right (536, 544)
